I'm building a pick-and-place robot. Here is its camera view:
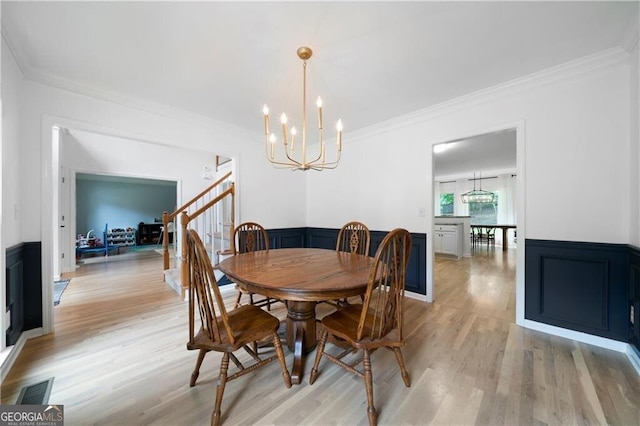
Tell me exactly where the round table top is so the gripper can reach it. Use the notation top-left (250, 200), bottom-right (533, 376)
top-left (218, 248), bottom-right (375, 302)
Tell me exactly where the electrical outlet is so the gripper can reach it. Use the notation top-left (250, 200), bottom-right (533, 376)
top-left (418, 208), bottom-right (426, 217)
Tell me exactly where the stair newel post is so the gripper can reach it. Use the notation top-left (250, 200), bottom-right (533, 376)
top-left (162, 211), bottom-right (170, 271)
top-left (181, 212), bottom-right (190, 300)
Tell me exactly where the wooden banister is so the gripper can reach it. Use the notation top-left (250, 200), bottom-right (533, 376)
top-left (181, 170), bottom-right (232, 214)
top-left (162, 170), bottom-right (232, 224)
top-left (162, 170), bottom-right (235, 279)
top-left (187, 186), bottom-right (234, 222)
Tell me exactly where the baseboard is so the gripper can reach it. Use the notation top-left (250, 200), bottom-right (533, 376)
top-left (405, 290), bottom-right (429, 302)
top-left (523, 319), bottom-right (629, 352)
top-left (1, 328), bottom-right (44, 383)
top-left (627, 344), bottom-right (640, 376)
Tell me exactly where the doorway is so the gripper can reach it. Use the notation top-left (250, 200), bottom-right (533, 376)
top-left (431, 126), bottom-right (522, 324)
top-left (71, 172), bottom-right (178, 269)
top-left (44, 118), bottom-right (228, 335)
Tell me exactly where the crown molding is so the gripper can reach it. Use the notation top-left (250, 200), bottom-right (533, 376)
top-left (25, 66), bottom-right (256, 135)
top-left (5, 25), bottom-right (631, 146)
top-left (348, 47), bottom-right (630, 143)
top-left (1, 30), bottom-right (29, 77)
top-left (2, 29), bottom-right (255, 138)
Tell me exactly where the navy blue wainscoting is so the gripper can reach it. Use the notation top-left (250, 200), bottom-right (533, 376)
top-left (369, 230), bottom-right (426, 295)
top-left (268, 227), bottom-right (427, 296)
top-left (525, 239), bottom-right (629, 341)
top-left (267, 227), bottom-right (307, 249)
top-left (6, 244), bottom-right (24, 346)
top-left (630, 246), bottom-right (640, 353)
top-left (5, 242), bottom-right (42, 345)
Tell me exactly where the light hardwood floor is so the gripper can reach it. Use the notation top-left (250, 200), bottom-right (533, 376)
top-left (2, 249), bottom-right (639, 425)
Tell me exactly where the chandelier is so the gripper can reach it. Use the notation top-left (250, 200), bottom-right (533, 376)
top-left (461, 173), bottom-right (495, 203)
top-left (262, 46), bottom-right (342, 171)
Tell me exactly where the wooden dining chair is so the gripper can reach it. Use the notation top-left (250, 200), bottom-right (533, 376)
top-left (471, 226), bottom-right (482, 250)
top-left (486, 226), bottom-right (496, 247)
top-left (336, 221), bottom-right (371, 255)
top-left (309, 228), bottom-right (412, 426)
top-left (232, 222), bottom-right (278, 310)
top-left (185, 229), bottom-right (291, 426)
top-left (332, 221), bottom-right (371, 306)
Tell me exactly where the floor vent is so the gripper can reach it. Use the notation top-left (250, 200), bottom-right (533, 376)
top-left (16, 378), bottom-right (54, 405)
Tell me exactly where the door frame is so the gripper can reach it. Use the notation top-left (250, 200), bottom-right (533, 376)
top-left (41, 114), bottom-right (238, 334)
top-left (427, 120), bottom-right (526, 325)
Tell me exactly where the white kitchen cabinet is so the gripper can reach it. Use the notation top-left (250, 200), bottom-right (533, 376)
top-left (434, 224), bottom-right (462, 259)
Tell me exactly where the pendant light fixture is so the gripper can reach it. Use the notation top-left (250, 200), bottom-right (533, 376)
top-left (262, 46), bottom-right (342, 171)
top-left (461, 172), bottom-right (495, 203)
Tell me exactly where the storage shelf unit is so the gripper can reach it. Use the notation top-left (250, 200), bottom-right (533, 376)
top-left (138, 223), bottom-right (162, 245)
top-left (106, 228), bottom-right (136, 247)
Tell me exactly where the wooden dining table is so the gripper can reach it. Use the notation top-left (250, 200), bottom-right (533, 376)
top-left (470, 224), bottom-right (516, 251)
top-left (217, 247), bottom-right (375, 384)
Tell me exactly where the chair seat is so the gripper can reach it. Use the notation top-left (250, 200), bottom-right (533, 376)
top-left (188, 304), bottom-right (280, 352)
top-left (321, 304), bottom-right (402, 349)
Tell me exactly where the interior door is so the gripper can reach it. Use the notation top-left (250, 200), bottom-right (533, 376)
top-left (56, 165), bottom-right (71, 276)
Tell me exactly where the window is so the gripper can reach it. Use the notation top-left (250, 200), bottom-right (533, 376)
top-left (440, 193), bottom-right (454, 215)
top-left (469, 193), bottom-right (498, 224)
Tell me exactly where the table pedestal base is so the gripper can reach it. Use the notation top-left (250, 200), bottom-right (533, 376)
top-left (285, 300), bottom-right (317, 384)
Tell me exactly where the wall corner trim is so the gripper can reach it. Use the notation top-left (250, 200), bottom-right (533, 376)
top-left (0, 328), bottom-right (44, 383)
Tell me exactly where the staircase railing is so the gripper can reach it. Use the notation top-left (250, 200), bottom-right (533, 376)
top-left (161, 170), bottom-right (234, 277)
top-left (178, 183), bottom-right (235, 298)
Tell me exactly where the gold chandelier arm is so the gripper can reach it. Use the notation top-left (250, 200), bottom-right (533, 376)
top-left (283, 144), bottom-right (305, 166)
top-left (268, 155), bottom-right (304, 168)
top-left (307, 149), bottom-right (342, 170)
top-left (266, 131), bottom-right (304, 167)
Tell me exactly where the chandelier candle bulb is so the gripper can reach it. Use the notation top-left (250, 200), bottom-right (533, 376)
top-left (269, 134), bottom-right (276, 159)
top-left (317, 97), bottom-right (323, 129)
top-left (337, 120), bottom-right (343, 150)
top-left (263, 105), bottom-right (270, 135)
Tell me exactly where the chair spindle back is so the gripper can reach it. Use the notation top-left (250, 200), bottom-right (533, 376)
top-left (186, 229), bottom-right (235, 346)
top-left (336, 221), bottom-right (371, 255)
top-left (234, 222), bottom-right (269, 254)
top-left (358, 228), bottom-right (412, 342)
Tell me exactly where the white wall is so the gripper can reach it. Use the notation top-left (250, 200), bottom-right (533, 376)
top-left (308, 50), bottom-right (631, 245)
top-left (630, 28), bottom-right (640, 247)
top-left (1, 36), bottom-right (23, 249)
top-left (306, 126), bottom-right (430, 232)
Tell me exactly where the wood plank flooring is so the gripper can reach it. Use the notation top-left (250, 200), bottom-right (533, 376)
top-left (2, 249), bottom-right (639, 425)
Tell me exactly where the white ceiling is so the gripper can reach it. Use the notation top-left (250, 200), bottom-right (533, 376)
top-left (433, 129), bottom-right (517, 179)
top-left (2, 1), bottom-right (638, 175)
